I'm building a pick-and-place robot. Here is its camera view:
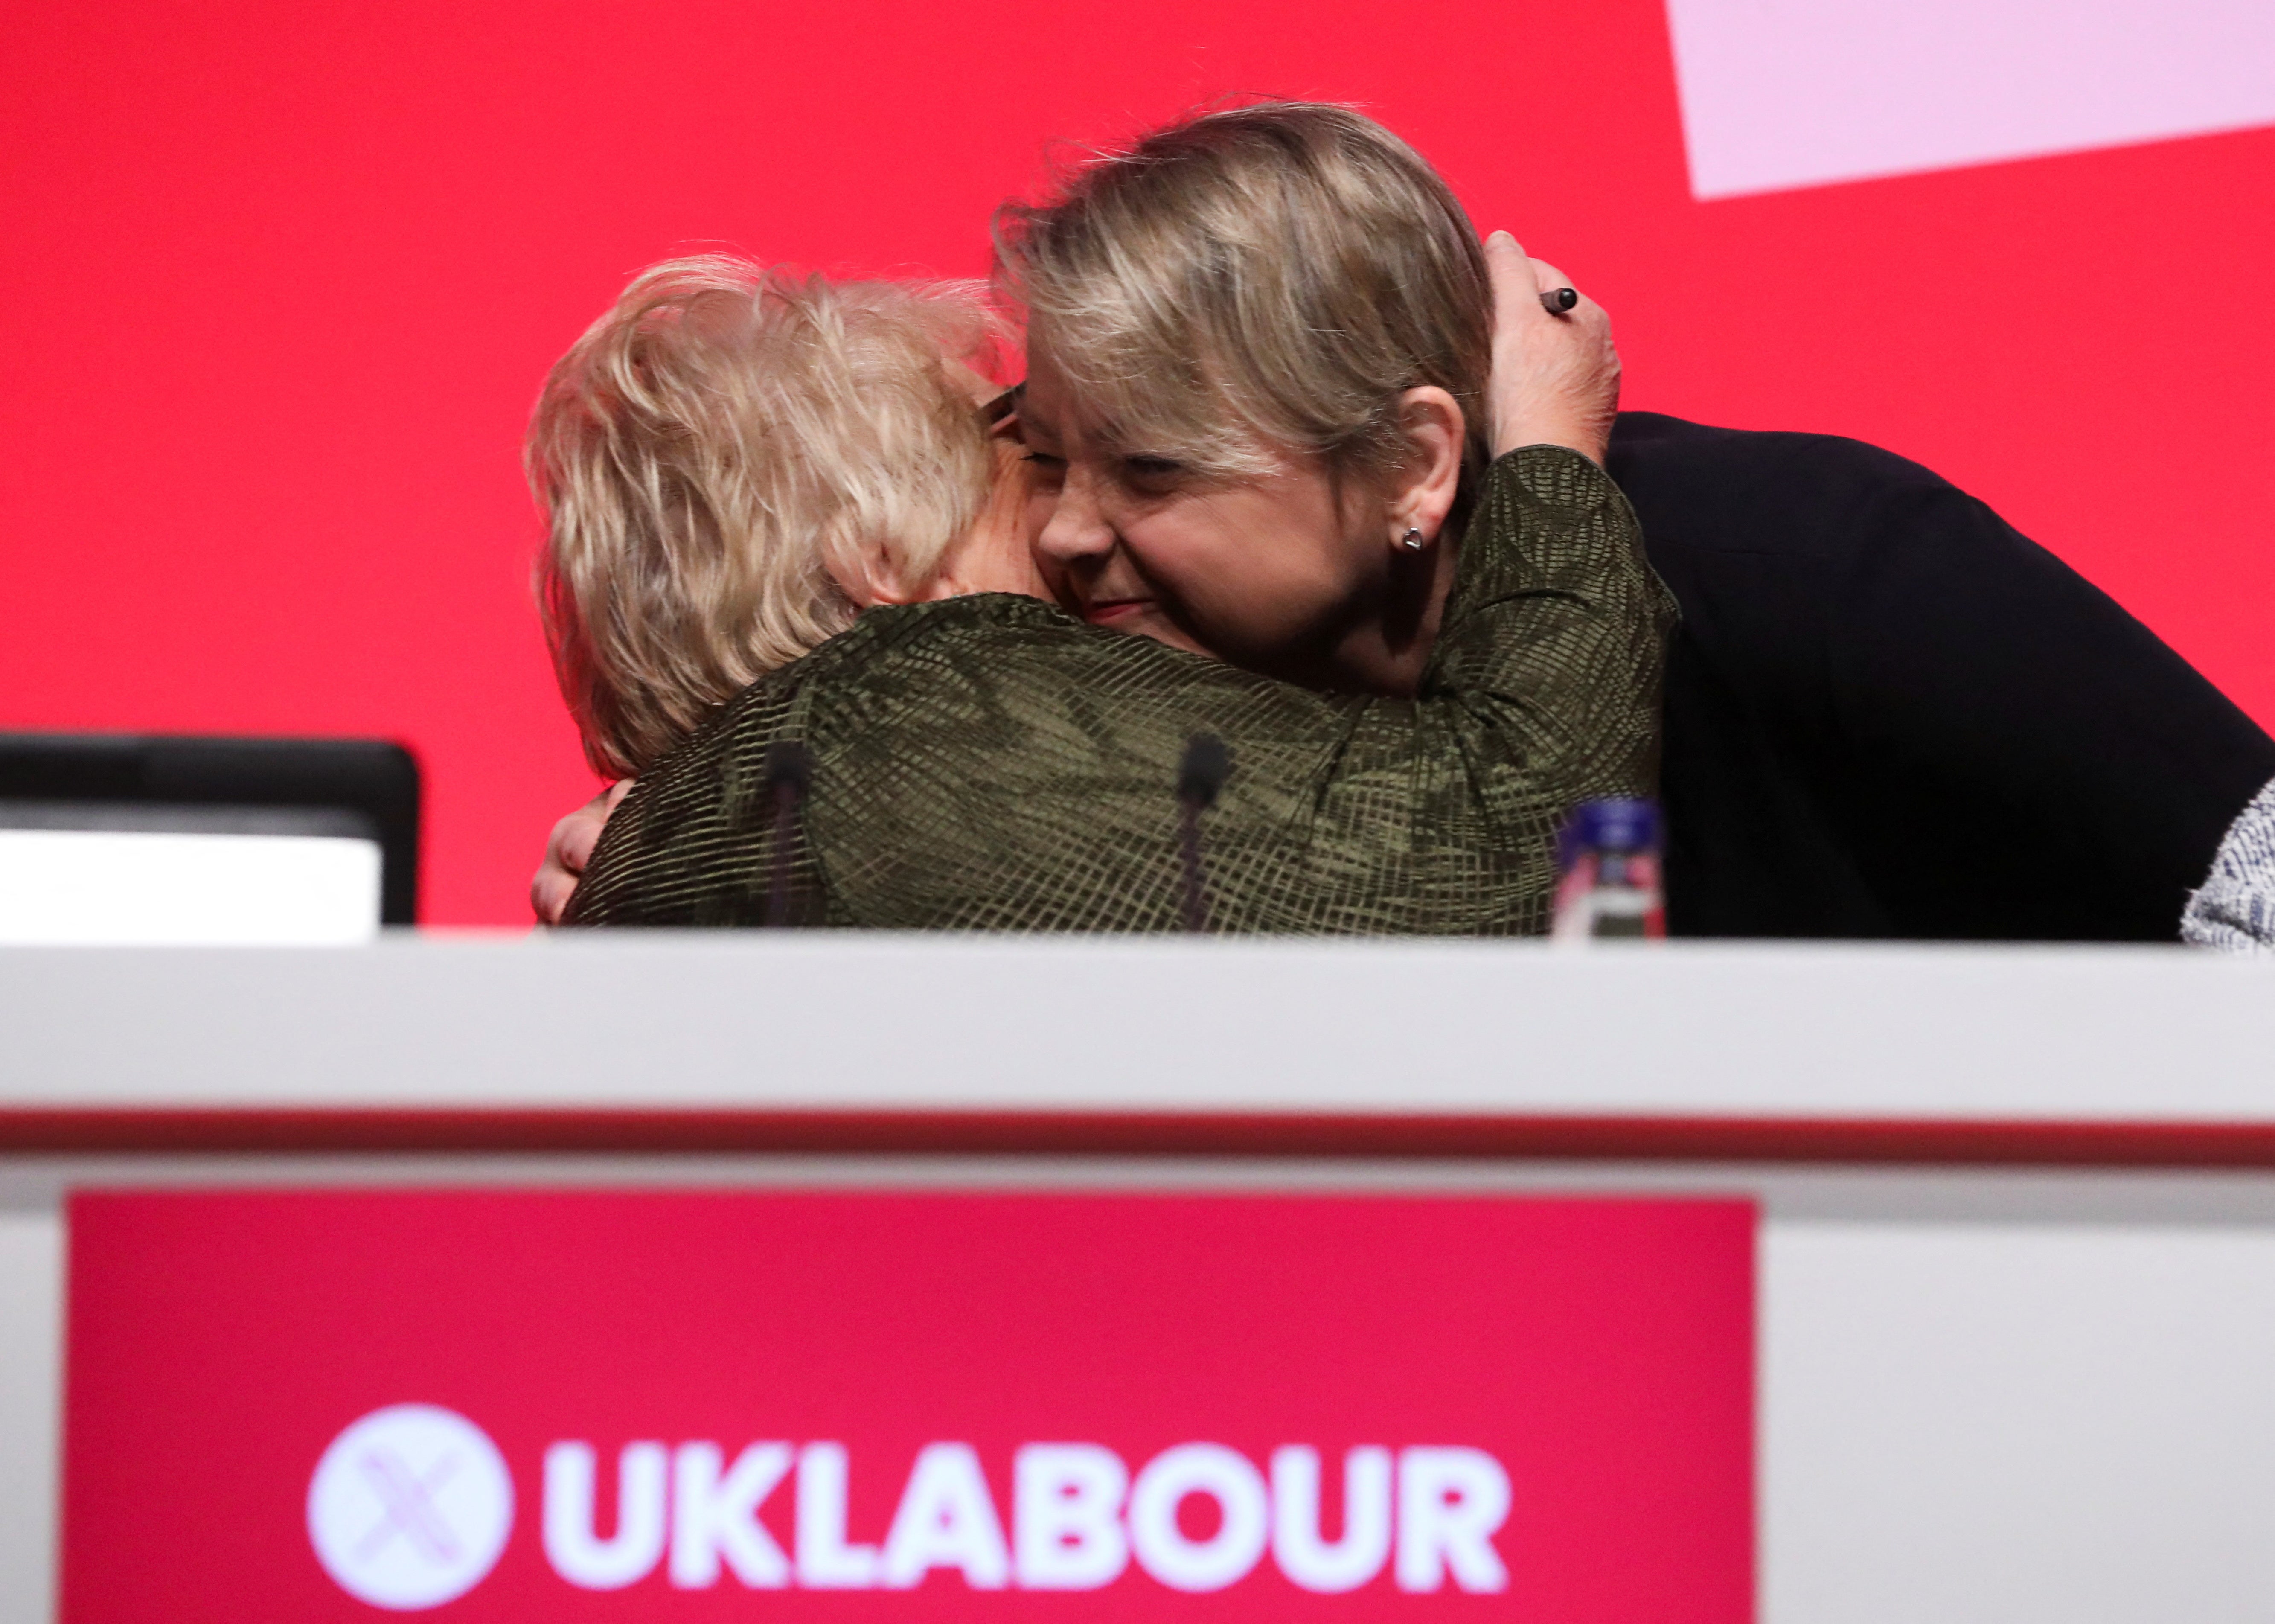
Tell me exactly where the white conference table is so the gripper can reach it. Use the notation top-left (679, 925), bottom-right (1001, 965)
top-left (6, 934), bottom-right (2275, 1623)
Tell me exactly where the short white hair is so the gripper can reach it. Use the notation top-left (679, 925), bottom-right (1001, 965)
top-left (529, 256), bottom-right (1001, 777)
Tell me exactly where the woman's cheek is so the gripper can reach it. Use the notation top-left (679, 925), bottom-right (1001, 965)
top-left (1021, 480), bottom-right (1058, 547)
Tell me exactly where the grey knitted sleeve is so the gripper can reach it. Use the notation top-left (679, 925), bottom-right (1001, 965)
top-left (2183, 777), bottom-right (2275, 955)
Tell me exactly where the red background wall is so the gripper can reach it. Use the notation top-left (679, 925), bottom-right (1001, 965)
top-left (4, 0), bottom-right (2270, 923)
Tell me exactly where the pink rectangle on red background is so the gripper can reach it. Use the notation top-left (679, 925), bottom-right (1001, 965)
top-left (64, 1190), bottom-right (1752, 1620)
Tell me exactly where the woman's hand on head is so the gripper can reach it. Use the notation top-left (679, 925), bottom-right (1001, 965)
top-left (1484, 230), bottom-right (1620, 466)
top-left (531, 778), bottom-right (631, 926)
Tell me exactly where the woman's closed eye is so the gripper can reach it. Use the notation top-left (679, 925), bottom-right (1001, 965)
top-left (1116, 454), bottom-right (1189, 489)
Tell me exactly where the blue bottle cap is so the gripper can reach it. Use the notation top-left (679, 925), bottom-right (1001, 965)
top-left (1570, 797), bottom-right (1659, 854)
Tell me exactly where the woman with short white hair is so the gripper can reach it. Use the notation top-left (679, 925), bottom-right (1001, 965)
top-left (529, 258), bottom-right (1039, 781)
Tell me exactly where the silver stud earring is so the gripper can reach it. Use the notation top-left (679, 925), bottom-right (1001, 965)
top-left (1400, 527), bottom-right (1426, 552)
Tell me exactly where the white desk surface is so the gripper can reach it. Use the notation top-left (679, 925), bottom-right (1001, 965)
top-left (2, 935), bottom-right (2270, 1159)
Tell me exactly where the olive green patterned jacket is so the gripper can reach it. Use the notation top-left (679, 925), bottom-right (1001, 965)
top-left (567, 445), bottom-right (1676, 933)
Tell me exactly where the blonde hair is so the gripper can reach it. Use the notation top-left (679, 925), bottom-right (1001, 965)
top-left (996, 101), bottom-right (1494, 495)
top-left (530, 256), bottom-right (1000, 777)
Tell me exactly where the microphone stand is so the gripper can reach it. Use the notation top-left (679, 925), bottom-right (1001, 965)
top-left (1177, 734), bottom-right (1231, 934)
top-left (762, 741), bottom-right (812, 928)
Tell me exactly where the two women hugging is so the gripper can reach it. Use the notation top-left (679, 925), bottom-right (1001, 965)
top-left (531, 102), bottom-right (1671, 932)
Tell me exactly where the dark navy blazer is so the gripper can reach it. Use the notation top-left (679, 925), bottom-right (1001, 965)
top-left (1608, 412), bottom-right (2275, 940)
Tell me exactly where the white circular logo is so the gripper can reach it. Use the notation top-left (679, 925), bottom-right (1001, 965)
top-left (307, 1404), bottom-right (515, 1610)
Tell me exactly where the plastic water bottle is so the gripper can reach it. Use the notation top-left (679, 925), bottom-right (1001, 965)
top-left (1552, 797), bottom-right (1666, 943)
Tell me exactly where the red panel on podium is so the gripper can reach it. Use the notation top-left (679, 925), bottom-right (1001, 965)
top-left (63, 1190), bottom-right (1752, 1621)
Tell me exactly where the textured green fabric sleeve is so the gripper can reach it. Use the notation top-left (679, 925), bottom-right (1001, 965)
top-left (567, 445), bottom-right (1675, 933)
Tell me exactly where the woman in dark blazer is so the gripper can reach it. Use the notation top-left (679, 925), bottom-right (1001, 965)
top-left (1609, 413), bottom-right (2275, 940)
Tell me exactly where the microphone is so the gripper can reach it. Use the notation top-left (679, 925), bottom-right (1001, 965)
top-left (1176, 733), bottom-right (1231, 933)
top-left (762, 741), bottom-right (812, 928)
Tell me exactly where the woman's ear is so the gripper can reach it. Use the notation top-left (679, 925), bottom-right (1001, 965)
top-left (827, 543), bottom-right (924, 609)
top-left (1390, 386), bottom-right (1465, 547)
top-left (829, 441), bottom-right (1045, 607)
